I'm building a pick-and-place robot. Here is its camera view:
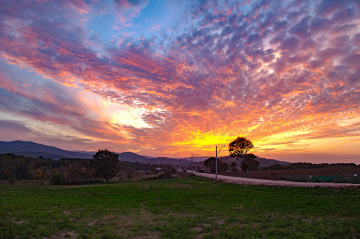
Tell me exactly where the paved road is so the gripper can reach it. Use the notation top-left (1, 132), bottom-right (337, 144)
top-left (194, 173), bottom-right (360, 188)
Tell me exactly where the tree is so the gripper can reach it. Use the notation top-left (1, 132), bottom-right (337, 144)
top-left (67, 162), bottom-right (88, 180)
top-left (230, 162), bottom-right (238, 171)
top-left (241, 154), bottom-right (260, 172)
top-left (33, 169), bottom-right (46, 182)
top-left (204, 157), bottom-right (224, 173)
top-left (228, 137), bottom-right (254, 163)
top-left (222, 163), bottom-right (229, 172)
top-left (90, 149), bottom-right (119, 182)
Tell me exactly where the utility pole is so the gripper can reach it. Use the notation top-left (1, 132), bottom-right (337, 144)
top-left (216, 146), bottom-right (218, 179)
top-left (215, 145), bottom-right (225, 179)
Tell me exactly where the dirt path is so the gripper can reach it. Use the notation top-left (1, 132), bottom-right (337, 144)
top-left (194, 173), bottom-right (360, 188)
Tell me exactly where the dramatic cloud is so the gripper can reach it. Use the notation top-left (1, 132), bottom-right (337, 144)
top-left (0, 0), bottom-right (359, 162)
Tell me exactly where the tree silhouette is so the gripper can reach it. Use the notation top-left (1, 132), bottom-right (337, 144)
top-left (230, 162), bottom-right (237, 171)
top-left (90, 149), bottom-right (119, 182)
top-left (204, 157), bottom-right (224, 173)
top-left (241, 154), bottom-right (260, 172)
top-left (228, 137), bottom-right (254, 164)
top-left (222, 163), bottom-right (229, 172)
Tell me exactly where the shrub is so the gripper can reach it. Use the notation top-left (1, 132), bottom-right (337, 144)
top-left (158, 171), bottom-right (173, 179)
top-left (127, 169), bottom-right (135, 179)
top-left (50, 173), bottom-right (66, 185)
top-left (50, 173), bottom-right (100, 185)
top-left (8, 176), bottom-right (16, 184)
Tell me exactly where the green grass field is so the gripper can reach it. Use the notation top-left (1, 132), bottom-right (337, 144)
top-left (1, 177), bottom-right (359, 239)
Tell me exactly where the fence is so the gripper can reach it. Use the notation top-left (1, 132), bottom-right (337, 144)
top-left (280, 174), bottom-right (360, 184)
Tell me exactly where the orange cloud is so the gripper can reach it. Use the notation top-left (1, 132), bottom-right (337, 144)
top-left (0, 0), bottom-right (359, 163)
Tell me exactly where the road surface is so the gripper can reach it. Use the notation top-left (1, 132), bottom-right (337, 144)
top-left (194, 173), bottom-right (360, 188)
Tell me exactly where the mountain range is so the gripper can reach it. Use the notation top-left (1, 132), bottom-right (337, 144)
top-left (0, 140), bottom-right (91, 159)
top-left (0, 140), bottom-right (289, 166)
top-left (0, 140), bottom-right (195, 165)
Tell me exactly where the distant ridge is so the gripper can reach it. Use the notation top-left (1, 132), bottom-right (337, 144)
top-left (0, 141), bottom-right (194, 165)
top-left (117, 152), bottom-right (150, 163)
top-left (181, 155), bottom-right (290, 166)
top-left (0, 140), bottom-right (290, 166)
top-left (117, 152), bottom-right (193, 165)
top-left (0, 140), bottom-right (92, 160)
top-left (219, 155), bottom-right (290, 167)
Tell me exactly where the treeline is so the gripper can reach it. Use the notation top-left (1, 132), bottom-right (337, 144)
top-left (204, 154), bottom-right (261, 173)
top-left (203, 155), bottom-right (359, 173)
top-left (0, 153), bottom-right (92, 180)
top-left (262, 162), bottom-right (358, 170)
top-left (0, 153), bottom-right (176, 184)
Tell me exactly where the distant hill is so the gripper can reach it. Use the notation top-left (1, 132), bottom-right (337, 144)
top-left (255, 157), bottom-right (290, 167)
top-left (118, 152), bottom-right (193, 165)
top-left (0, 141), bottom-right (92, 160)
top-left (219, 155), bottom-right (290, 167)
top-left (0, 141), bottom-right (194, 165)
top-left (0, 140), bottom-right (289, 166)
top-left (182, 156), bottom-right (211, 162)
top-left (117, 152), bottom-right (151, 163)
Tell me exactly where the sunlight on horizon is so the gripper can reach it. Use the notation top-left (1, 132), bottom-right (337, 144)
top-left (0, 0), bottom-right (359, 163)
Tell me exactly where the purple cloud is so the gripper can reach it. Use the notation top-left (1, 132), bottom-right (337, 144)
top-left (0, 0), bottom-right (359, 159)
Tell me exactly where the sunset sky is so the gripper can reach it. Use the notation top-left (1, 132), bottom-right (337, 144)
top-left (0, 0), bottom-right (359, 163)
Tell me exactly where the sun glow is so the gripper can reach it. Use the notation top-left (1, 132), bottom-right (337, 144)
top-left (1, 0), bottom-right (359, 163)
top-left (78, 90), bottom-right (151, 129)
top-left (172, 131), bottom-right (233, 148)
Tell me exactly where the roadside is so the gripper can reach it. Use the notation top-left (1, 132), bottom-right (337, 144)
top-left (194, 173), bottom-right (360, 188)
top-left (220, 166), bottom-right (360, 180)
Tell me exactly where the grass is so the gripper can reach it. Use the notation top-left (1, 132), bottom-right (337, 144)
top-left (1, 177), bottom-right (360, 238)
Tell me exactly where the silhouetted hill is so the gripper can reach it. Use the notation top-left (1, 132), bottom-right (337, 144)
top-left (152, 157), bottom-right (189, 165)
top-left (0, 140), bottom-right (289, 166)
top-left (182, 156), bottom-right (210, 162)
top-left (0, 141), bottom-right (193, 164)
top-left (118, 152), bottom-right (150, 163)
top-left (255, 157), bottom-right (290, 167)
top-left (219, 155), bottom-right (290, 167)
top-left (0, 141), bottom-right (92, 160)
top-left (118, 152), bottom-right (193, 165)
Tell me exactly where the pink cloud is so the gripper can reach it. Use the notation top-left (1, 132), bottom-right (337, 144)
top-left (0, 0), bottom-right (359, 160)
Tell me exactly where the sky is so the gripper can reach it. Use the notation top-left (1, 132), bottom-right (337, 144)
top-left (0, 0), bottom-right (359, 163)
